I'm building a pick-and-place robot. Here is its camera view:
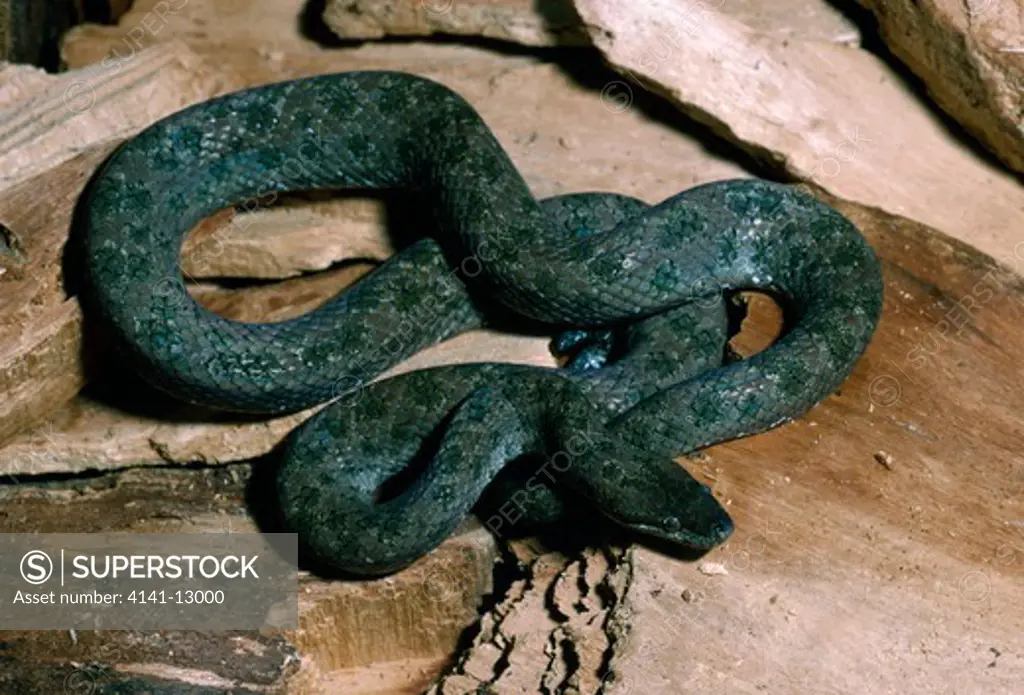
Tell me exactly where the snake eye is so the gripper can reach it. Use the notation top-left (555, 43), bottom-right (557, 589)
top-left (662, 516), bottom-right (681, 532)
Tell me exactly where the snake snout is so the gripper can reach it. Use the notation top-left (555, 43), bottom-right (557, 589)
top-left (708, 515), bottom-right (735, 544)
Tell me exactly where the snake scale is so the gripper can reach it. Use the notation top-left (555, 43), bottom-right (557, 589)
top-left (81, 71), bottom-right (883, 576)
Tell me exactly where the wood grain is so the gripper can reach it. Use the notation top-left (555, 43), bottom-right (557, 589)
top-left (599, 190), bottom-right (1024, 694)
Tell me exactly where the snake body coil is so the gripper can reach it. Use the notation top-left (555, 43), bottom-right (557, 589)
top-left (82, 72), bottom-right (883, 576)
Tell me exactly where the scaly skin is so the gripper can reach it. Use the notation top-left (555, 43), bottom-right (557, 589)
top-left (81, 71), bottom-right (883, 576)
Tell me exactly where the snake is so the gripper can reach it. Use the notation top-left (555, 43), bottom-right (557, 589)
top-left (80, 71), bottom-right (883, 577)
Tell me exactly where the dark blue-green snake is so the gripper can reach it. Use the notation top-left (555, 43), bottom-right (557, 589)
top-left (80, 71), bottom-right (883, 576)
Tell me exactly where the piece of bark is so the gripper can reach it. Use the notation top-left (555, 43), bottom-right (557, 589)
top-left (0, 464), bottom-right (497, 694)
top-left (429, 543), bottom-right (631, 694)
top-left (321, 0), bottom-right (861, 46)
top-left (858, 0), bottom-right (1024, 175)
top-left (421, 188), bottom-right (1024, 694)
top-left (573, 0), bottom-right (1024, 262)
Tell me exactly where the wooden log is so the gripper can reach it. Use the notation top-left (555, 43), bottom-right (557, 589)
top-left (0, 146), bottom-right (111, 449)
top-left (0, 464), bottom-right (497, 694)
top-left (428, 543), bottom-right (631, 694)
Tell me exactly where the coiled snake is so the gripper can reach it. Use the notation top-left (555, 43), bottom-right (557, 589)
top-left (81, 72), bottom-right (883, 576)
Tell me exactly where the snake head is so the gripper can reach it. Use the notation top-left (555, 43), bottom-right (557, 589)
top-left (625, 481), bottom-right (734, 550)
top-left (579, 447), bottom-right (734, 550)
top-left (628, 496), bottom-right (735, 550)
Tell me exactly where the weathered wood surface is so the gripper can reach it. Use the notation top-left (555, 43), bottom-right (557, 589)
top-left (0, 41), bottom-right (232, 191)
top-left (319, 0), bottom-right (1021, 261)
top-left (428, 542), bottom-right (632, 694)
top-left (857, 0), bottom-right (1024, 175)
top-left (0, 465), bottom-right (496, 694)
top-left (323, 0), bottom-right (592, 47)
top-left (0, 0), bottom-right (1008, 463)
